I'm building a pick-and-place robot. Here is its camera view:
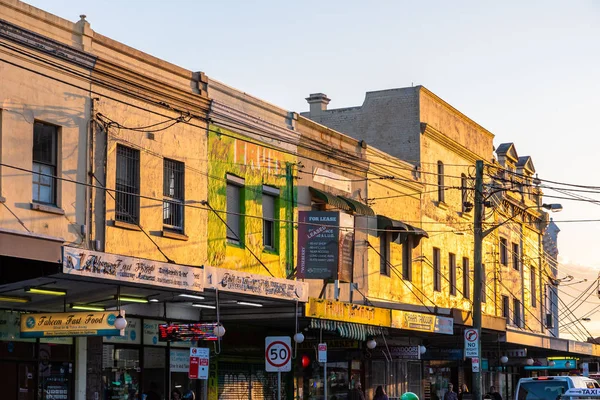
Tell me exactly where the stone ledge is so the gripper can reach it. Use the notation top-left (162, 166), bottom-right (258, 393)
top-left (30, 202), bottom-right (65, 215)
top-left (112, 220), bottom-right (142, 231)
top-left (162, 230), bottom-right (188, 241)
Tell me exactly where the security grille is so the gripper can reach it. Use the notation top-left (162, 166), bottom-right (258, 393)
top-left (163, 158), bottom-right (184, 231)
top-left (115, 145), bottom-right (140, 224)
top-left (218, 362), bottom-right (286, 400)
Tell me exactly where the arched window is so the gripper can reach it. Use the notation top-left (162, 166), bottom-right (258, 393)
top-left (437, 161), bottom-right (445, 203)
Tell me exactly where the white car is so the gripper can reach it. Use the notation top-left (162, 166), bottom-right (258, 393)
top-left (516, 377), bottom-right (600, 400)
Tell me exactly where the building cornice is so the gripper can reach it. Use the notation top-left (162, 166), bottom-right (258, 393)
top-left (421, 123), bottom-right (488, 163)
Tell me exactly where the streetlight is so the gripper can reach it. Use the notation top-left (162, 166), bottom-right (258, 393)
top-left (472, 160), bottom-right (563, 400)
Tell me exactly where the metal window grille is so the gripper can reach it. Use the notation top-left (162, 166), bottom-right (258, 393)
top-left (32, 122), bottom-right (57, 205)
top-left (462, 257), bottom-right (470, 299)
top-left (512, 243), bottom-right (520, 271)
top-left (226, 180), bottom-right (243, 242)
top-left (262, 193), bottom-right (275, 249)
top-left (115, 145), bottom-right (140, 224)
top-left (433, 247), bottom-right (441, 291)
top-left (449, 253), bottom-right (456, 296)
top-left (163, 158), bottom-right (184, 231)
top-left (437, 161), bottom-right (445, 203)
top-left (380, 232), bottom-right (391, 275)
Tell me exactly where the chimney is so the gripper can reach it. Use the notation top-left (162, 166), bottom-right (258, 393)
top-left (306, 93), bottom-right (330, 116)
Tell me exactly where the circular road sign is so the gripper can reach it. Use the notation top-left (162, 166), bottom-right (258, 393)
top-left (265, 336), bottom-right (292, 372)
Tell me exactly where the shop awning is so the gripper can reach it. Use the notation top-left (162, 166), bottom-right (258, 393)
top-left (309, 187), bottom-right (350, 212)
top-left (338, 195), bottom-right (375, 216)
top-left (0, 228), bottom-right (63, 263)
top-left (310, 318), bottom-right (383, 341)
top-left (375, 215), bottom-right (429, 246)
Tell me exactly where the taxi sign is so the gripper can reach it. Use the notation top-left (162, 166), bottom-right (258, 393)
top-left (563, 388), bottom-right (600, 397)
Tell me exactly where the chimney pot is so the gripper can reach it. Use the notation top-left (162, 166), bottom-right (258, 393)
top-left (306, 93), bottom-right (331, 116)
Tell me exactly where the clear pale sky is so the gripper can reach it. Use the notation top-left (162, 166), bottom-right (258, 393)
top-left (25, 0), bottom-right (600, 329)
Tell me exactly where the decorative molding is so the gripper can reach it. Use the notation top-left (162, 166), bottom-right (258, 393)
top-left (421, 123), bottom-right (486, 164)
top-left (0, 18), bottom-right (96, 69)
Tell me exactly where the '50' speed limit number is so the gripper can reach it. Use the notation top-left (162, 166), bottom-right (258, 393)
top-left (265, 336), bottom-right (292, 372)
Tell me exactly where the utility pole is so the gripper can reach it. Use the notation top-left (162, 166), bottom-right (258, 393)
top-left (472, 160), bottom-right (484, 400)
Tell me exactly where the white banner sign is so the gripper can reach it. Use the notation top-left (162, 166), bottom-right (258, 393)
top-left (204, 266), bottom-right (308, 302)
top-left (170, 349), bottom-right (190, 372)
top-left (62, 246), bottom-right (203, 292)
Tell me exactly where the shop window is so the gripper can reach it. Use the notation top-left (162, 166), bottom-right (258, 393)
top-left (103, 346), bottom-right (141, 399)
top-left (32, 122), bottom-right (58, 205)
top-left (500, 238), bottom-right (508, 266)
top-left (116, 144), bottom-right (140, 224)
top-left (143, 347), bottom-right (166, 400)
top-left (262, 186), bottom-right (279, 250)
top-left (437, 161), bottom-right (445, 203)
top-left (513, 299), bottom-right (522, 327)
top-left (531, 267), bottom-right (537, 307)
top-left (462, 257), bottom-right (470, 299)
top-left (226, 174), bottom-right (245, 243)
top-left (512, 242), bottom-right (520, 271)
top-left (163, 158), bottom-right (184, 232)
top-left (380, 232), bottom-right (391, 276)
top-left (449, 253), bottom-right (456, 296)
top-left (433, 247), bottom-right (441, 291)
top-left (502, 295), bottom-right (510, 319)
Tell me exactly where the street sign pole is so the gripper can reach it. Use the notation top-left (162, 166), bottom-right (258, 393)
top-left (277, 371), bottom-right (281, 400)
top-left (324, 362), bottom-right (327, 400)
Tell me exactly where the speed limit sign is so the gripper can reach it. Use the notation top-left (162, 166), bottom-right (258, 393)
top-left (265, 336), bottom-right (292, 372)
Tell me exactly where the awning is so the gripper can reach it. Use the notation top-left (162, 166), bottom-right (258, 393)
top-left (338, 195), bottom-right (375, 216)
top-left (375, 215), bottom-right (429, 246)
top-left (0, 228), bottom-right (63, 263)
top-left (309, 187), bottom-right (350, 212)
top-left (309, 318), bottom-right (383, 341)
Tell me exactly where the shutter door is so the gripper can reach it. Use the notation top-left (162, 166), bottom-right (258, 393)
top-left (218, 362), bottom-right (288, 400)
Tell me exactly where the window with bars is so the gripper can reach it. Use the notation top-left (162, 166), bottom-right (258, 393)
top-left (512, 242), bottom-right (520, 271)
top-left (380, 232), bottom-right (392, 276)
top-left (449, 253), bottom-right (456, 296)
top-left (500, 238), bottom-right (508, 266)
top-left (226, 174), bottom-right (244, 243)
top-left (262, 186), bottom-right (279, 250)
top-left (437, 161), bottom-right (445, 203)
top-left (433, 247), bottom-right (441, 291)
top-left (32, 122), bottom-right (58, 205)
top-left (115, 145), bottom-right (140, 224)
top-left (531, 267), bottom-right (537, 307)
top-left (163, 159), bottom-right (184, 232)
top-left (462, 257), bottom-right (470, 299)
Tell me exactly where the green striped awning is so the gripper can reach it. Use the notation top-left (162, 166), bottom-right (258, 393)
top-left (309, 187), bottom-right (350, 211)
top-left (338, 196), bottom-right (375, 216)
top-left (309, 318), bottom-right (383, 341)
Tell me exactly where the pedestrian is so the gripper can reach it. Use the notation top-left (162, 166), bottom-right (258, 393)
top-left (459, 384), bottom-right (472, 400)
top-left (489, 386), bottom-right (502, 400)
top-left (374, 386), bottom-right (389, 400)
top-left (171, 388), bottom-right (182, 400)
top-left (349, 382), bottom-right (366, 400)
top-left (444, 384), bottom-right (458, 400)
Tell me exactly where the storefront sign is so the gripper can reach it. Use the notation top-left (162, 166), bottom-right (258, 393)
top-left (171, 349), bottom-right (190, 372)
top-left (297, 211), bottom-right (355, 280)
top-left (159, 323), bottom-right (217, 342)
top-left (389, 346), bottom-right (420, 359)
top-left (20, 311), bottom-right (121, 338)
top-left (391, 310), bottom-right (454, 335)
top-left (62, 246), bottom-right (203, 292)
top-left (204, 266), bottom-right (308, 302)
top-left (104, 318), bottom-right (141, 344)
top-left (306, 298), bottom-right (392, 327)
top-left (144, 319), bottom-right (167, 346)
top-left (421, 348), bottom-right (463, 360)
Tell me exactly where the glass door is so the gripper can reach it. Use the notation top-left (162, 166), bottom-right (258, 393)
top-left (103, 345), bottom-right (141, 400)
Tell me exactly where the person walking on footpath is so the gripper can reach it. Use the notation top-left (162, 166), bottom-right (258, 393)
top-left (374, 386), bottom-right (389, 400)
top-left (444, 383), bottom-right (458, 400)
top-left (459, 384), bottom-right (471, 400)
top-left (489, 386), bottom-right (503, 400)
top-left (349, 382), bottom-right (366, 400)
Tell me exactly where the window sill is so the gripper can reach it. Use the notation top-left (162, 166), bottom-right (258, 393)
top-left (112, 220), bottom-right (142, 231)
top-left (30, 202), bottom-right (65, 215)
top-left (162, 230), bottom-right (188, 241)
top-left (226, 239), bottom-right (244, 248)
top-left (435, 201), bottom-right (448, 210)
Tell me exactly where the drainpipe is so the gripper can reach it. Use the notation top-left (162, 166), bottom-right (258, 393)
top-left (286, 163), bottom-right (294, 277)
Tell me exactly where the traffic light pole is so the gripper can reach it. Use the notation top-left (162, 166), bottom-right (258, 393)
top-left (472, 160), bottom-right (484, 400)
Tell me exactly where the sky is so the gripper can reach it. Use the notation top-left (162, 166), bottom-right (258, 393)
top-left (24, 1), bottom-right (600, 333)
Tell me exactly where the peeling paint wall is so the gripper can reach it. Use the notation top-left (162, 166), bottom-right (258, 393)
top-left (207, 124), bottom-right (295, 278)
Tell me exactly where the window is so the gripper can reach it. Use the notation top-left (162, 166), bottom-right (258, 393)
top-left (512, 242), bottom-right (520, 271)
top-left (115, 145), bottom-right (140, 224)
top-left (380, 232), bottom-right (391, 276)
top-left (402, 236), bottom-right (412, 281)
top-left (437, 161), bottom-right (445, 203)
top-left (262, 186), bottom-right (279, 250)
top-left (163, 159), bottom-right (184, 232)
top-left (461, 174), bottom-right (468, 212)
top-left (502, 296), bottom-right (510, 319)
top-left (481, 263), bottom-right (486, 303)
top-left (513, 298), bottom-right (522, 327)
top-left (500, 238), bottom-right (508, 266)
top-left (433, 247), bottom-right (441, 291)
top-left (449, 253), bottom-right (456, 296)
top-left (531, 267), bottom-right (537, 307)
top-left (32, 122), bottom-right (58, 205)
top-left (226, 174), bottom-right (245, 243)
top-left (462, 257), bottom-right (470, 299)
